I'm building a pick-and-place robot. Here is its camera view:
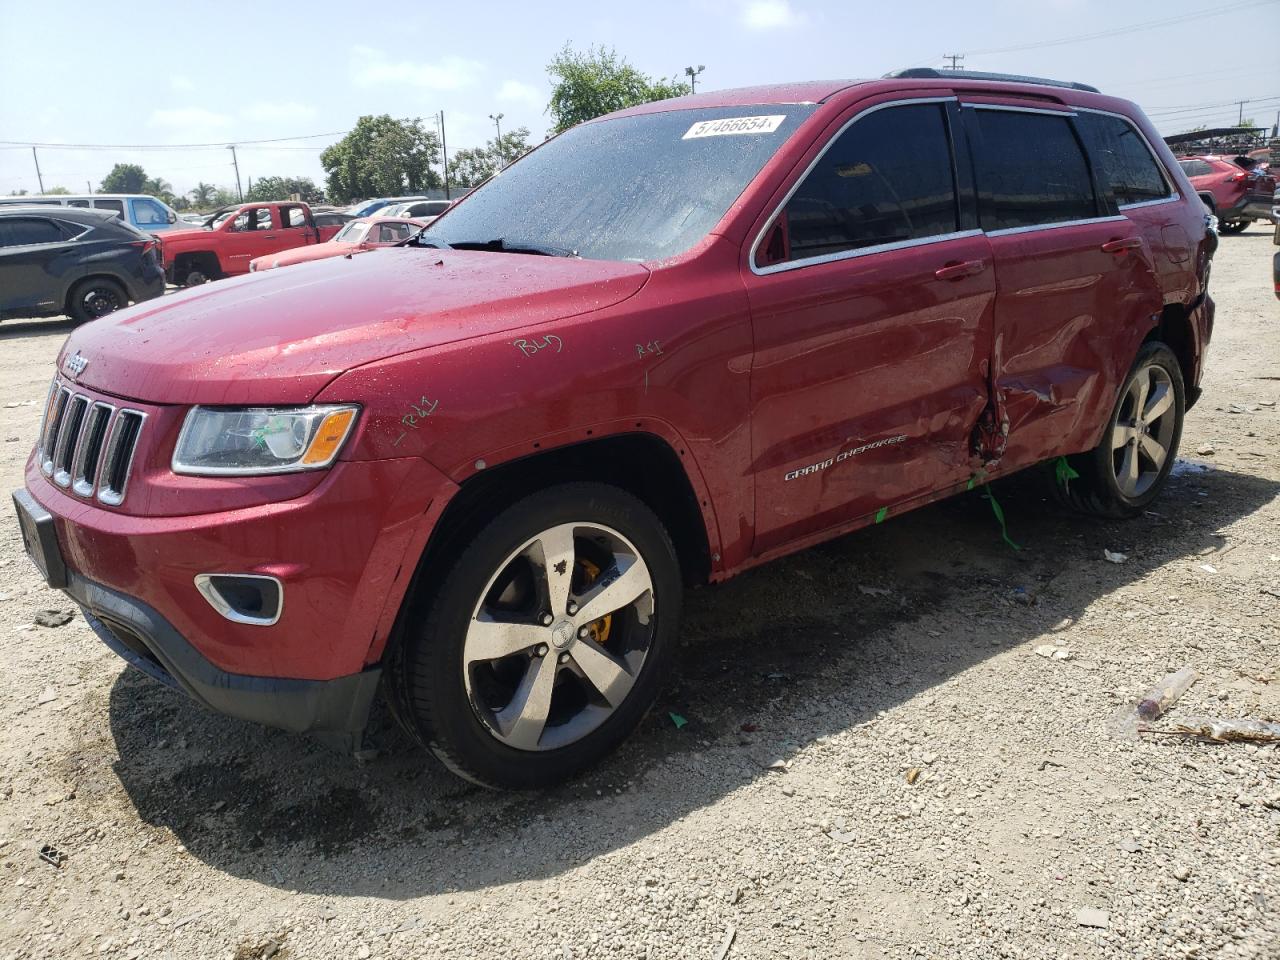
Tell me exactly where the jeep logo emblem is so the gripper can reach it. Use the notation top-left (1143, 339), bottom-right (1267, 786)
top-left (64, 352), bottom-right (89, 380)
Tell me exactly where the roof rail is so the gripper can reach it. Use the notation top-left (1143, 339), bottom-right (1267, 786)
top-left (883, 68), bottom-right (1100, 94)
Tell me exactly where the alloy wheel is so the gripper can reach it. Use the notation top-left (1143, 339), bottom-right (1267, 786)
top-left (1110, 362), bottom-right (1177, 498)
top-left (462, 522), bottom-right (656, 752)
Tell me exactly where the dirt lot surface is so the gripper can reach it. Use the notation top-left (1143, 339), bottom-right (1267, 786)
top-left (0, 234), bottom-right (1277, 960)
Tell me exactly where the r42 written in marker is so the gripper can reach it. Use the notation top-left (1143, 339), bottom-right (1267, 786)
top-left (392, 395), bottom-right (439, 446)
top-left (636, 340), bottom-right (663, 358)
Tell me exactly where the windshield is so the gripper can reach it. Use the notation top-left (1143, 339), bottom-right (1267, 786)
top-left (334, 221), bottom-right (372, 243)
top-left (425, 105), bottom-right (815, 261)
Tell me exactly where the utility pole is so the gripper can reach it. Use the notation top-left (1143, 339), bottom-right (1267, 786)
top-left (227, 144), bottom-right (243, 202)
top-left (31, 147), bottom-right (44, 193)
top-left (1238, 100), bottom-right (1247, 125)
top-left (86, 180), bottom-right (92, 194)
top-left (247, 175), bottom-right (253, 198)
top-left (943, 53), bottom-right (965, 70)
top-left (489, 112), bottom-right (504, 162)
top-left (684, 65), bottom-right (705, 93)
top-left (437, 111), bottom-right (451, 200)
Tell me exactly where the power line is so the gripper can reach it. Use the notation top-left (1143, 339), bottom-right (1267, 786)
top-left (0, 130), bottom-right (349, 151)
top-left (1145, 95), bottom-right (1280, 118)
top-left (963, 0), bottom-right (1276, 57)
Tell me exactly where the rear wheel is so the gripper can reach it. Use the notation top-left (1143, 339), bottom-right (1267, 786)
top-left (1218, 219), bottom-right (1248, 234)
top-left (1051, 342), bottom-right (1185, 519)
top-left (183, 269), bottom-right (210, 286)
top-left (397, 482), bottom-right (682, 789)
top-left (68, 278), bottom-right (126, 324)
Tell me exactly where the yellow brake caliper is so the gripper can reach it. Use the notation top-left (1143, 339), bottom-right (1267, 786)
top-left (576, 558), bottom-right (613, 644)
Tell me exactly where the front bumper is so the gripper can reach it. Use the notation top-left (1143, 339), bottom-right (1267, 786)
top-left (1222, 194), bottom-right (1276, 222)
top-left (72, 570), bottom-right (381, 749)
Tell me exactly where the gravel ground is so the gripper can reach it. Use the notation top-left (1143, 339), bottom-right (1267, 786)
top-left (0, 232), bottom-right (1277, 960)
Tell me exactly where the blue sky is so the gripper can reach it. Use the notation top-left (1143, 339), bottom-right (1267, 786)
top-left (1, 0), bottom-right (1277, 198)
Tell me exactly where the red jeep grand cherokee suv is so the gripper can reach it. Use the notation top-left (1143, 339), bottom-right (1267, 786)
top-left (13, 70), bottom-right (1215, 788)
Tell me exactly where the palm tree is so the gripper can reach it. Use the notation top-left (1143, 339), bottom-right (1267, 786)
top-left (189, 182), bottom-right (216, 207)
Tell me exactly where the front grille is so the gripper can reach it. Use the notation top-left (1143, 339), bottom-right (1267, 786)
top-left (37, 380), bottom-right (146, 506)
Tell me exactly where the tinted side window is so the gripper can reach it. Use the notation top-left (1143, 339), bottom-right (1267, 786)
top-left (1079, 113), bottom-right (1170, 206)
top-left (0, 217), bottom-right (65, 247)
top-left (93, 198), bottom-right (125, 216)
top-left (970, 110), bottom-right (1097, 230)
top-left (778, 103), bottom-right (958, 262)
top-left (1179, 159), bottom-right (1212, 178)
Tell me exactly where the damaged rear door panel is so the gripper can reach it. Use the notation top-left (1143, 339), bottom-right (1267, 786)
top-left (962, 101), bottom-right (1165, 469)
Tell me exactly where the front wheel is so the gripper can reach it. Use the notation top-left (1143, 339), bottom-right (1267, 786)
top-left (397, 482), bottom-right (683, 789)
top-left (1218, 219), bottom-right (1248, 234)
top-left (1052, 342), bottom-right (1185, 520)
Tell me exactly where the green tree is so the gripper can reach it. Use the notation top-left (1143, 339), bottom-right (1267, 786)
top-left (100, 163), bottom-right (148, 194)
top-left (44, 186), bottom-right (71, 195)
top-left (244, 176), bottom-right (324, 204)
top-left (189, 182), bottom-right (217, 207)
top-left (143, 177), bottom-right (176, 205)
top-left (449, 127), bottom-right (533, 189)
top-left (7, 189), bottom-right (29, 196)
top-left (211, 187), bottom-right (240, 208)
top-left (546, 45), bottom-right (690, 135)
top-left (320, 115), bottom-right (442, 204)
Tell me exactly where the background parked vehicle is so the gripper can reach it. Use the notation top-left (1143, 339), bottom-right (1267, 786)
top-left (160, 201), bottom-right (344, 285)
top-left (384, 199), bottom-right (453, 221)
top-left (1178, 155), bottom-right (1277, 233)
top-left (0, 194), bottom-right (185, 233)
top-left (345, 196), bottom-right (429, 218)
top-left (249, 215), bottom-right (425, 271)
top-left (313, 210), bottom-right (355, 229)
top-left (0, 206), bottom-right (164, 323)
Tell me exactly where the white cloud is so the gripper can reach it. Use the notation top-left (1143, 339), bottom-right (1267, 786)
top-left (495, 79), bottom-right (543, 108)
top-left (240, 100), bottom-right (318, 123)
top-left (148, 107), bottom-right (232, 128)
top-left (741, 0), bottom-right (805, 29)
top-left (170, 75), bottom-right (194, 92)
top-left (349, 46), bottom-right (484, 90)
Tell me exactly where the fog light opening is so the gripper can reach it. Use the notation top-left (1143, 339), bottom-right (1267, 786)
top-left (194, 574), bottom-right (284, 627)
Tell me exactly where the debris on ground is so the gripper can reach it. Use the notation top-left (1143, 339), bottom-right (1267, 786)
top-left (1103, 549), bottom-right (1128, 564)
top-left (668, 712), bottom-right (687, 729)
top-left (713, 924), bottom-right (736, 960)
top-left (33, 609), bottom-right (74, 628)
top-left (1162, 716), bottom-right (1280, 744)
top-left (38, 844), bottom-right (65, 868)
top-left (1076, 907), bottom-right (1109, 929)
top-left (905, 766), bottom-right (923, 785)
top-left (36, 686), bottom-right (57, 705)
top-left (1034, 644), bottom-right (1071, 660)
top-left (1137, 666), bottom-right (1197, 721)
top-left (1196, 444), bottom-right (1216, 455)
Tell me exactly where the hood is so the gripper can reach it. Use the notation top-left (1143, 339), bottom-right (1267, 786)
top-left (157, 225), bottom-right (214, 244)
top-left (63, 248), bottom-right (650, 405)
top-left (260, 241), bottom-right (354, 269)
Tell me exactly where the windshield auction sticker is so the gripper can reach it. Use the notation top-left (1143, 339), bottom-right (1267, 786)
top-left (682, 115), bottom-right (786, 139)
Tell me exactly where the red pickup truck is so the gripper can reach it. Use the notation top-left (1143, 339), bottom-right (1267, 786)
top-left (161, 201), bottom-right (343, 286)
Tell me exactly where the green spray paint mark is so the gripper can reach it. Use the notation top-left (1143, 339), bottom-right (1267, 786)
top-left (983, 489), bottom-right (1021, 551)
top-left (875, 506), bottom-right (888, 524)
top-left (1054, 456), bottom-right (1080, 492)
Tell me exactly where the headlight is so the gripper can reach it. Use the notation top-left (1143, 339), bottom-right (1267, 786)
top-left (172, 405), bottom-right (360, 476)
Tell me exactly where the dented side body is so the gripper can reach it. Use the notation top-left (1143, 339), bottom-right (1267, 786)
top-left (17, 75), bottom-right (1213, 740)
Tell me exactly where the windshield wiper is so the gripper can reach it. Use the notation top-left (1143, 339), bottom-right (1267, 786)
top-left (445, 237), bottom-right (579, 258)
top-left (400, 231), bottom-right (451, 249)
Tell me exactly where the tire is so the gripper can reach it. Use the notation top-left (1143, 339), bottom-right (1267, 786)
top-left (67, 278), bottom-right (127, 324)
top-left (1051, 342), bottom-right (1185, 520)
top-left (1218, 220), bottom-right (1248, 234)
top-left (184, 269), bottom-right (209, 286)
top-left (397, 482), bottom-right (683, 789)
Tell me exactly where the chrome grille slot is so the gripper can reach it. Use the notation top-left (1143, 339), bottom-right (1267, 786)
top-left (71, 402), bottom-right (114, 497)
top-left (39, 387), bottom-right (71, 475)
top-left (98, 410), bottom-right (145, 506)
top-left (52, 396), bottom-right (88, 487)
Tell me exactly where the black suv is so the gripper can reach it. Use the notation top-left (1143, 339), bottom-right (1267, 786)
top-left (0, 207), bottom-right (165, 324)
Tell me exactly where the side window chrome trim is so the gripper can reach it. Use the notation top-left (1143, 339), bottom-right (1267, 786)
top-left (985, 215), bottom-right (1127, 238)
top-left (1074, 105), bottom-right (1177, 205)
top-left (749, 96), bottom-right (959, 276)
top-left (753, 229), bottom-right (984, 276)
top-left (964, 103), bottom-right (1077, 117)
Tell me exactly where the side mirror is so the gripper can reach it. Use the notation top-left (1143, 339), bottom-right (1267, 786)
top-left (167, 211), bottom-right (178, 224)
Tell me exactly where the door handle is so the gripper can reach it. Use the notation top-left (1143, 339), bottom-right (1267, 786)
top-left (934, 259), bottom-right (986, 281)
top-left (262, 234), bottom-right (277, 239)
top-left (1101, 237), bottom-right (1143, 253)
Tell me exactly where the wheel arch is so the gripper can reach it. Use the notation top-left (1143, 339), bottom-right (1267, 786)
top-left (172, 250), bottom-right (223, 280)
top-left (1144, 302), bottom-right (1200, 409)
